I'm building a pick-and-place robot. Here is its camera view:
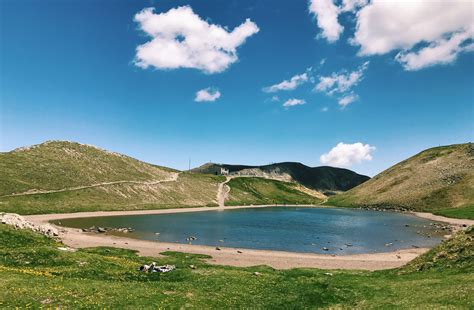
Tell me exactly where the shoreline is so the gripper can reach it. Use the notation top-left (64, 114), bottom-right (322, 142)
top-left (24, 205), bottom-right (474, 271)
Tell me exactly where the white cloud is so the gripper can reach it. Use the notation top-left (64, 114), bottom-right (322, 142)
top-left (195, 87), bottom-right (221, 102)
top-left (134, 6), bottom-right (259, 74)
top-left (395, 32), bottom-right (474, 71)
top-left (283, 98), bottom-right (306, 108)
top-left (263, 72), bottom-right (309, 93)
top-left (320, 142), bottom-right (375, 167)
top-left (315, 61), bottom-right (368, 95)
top-left (352, 0), bottom-right (474, 70)
top-left (338, 93), bottom-right (358, 107)
top-left (309, 0), bottom-right (343, 42)
top-left (270, 95), bottom-right (280, 102)
top-left (321, 107), bottom-right (329, 112)
top-left (314, 62), bottom-right (368, 106)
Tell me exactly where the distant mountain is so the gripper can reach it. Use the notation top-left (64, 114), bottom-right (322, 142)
top-left (192, 162), bottom-right (370, 192)
top-left (327, 143), bottom-right (474, 212)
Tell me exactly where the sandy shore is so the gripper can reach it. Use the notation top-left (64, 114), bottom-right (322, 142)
top-left (24, 205), bottom-right (472, 271)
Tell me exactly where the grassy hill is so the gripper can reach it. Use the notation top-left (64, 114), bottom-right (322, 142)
top-left (1, 223), bottom-right (472, 308)
top-left (327, 143), bottom-right (474, 216)
top-left (0, 141), bottom-right (176, 196)
top-left (192, 162), bottom-right (370, 192)
top-left (226, 177), bottom-right (324, 206)
top-left (0, 141), bottom-right (324, 214)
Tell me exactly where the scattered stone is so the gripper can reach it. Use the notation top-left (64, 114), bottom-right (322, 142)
top-left (0, 213), bottom-right (60, 238)
top-left (405, 224), bottom-right (410, 227)
top-left (189, 265), bottom-right (196, 269)
top-left (324, 272), bottom-right (333, 276)
top-left (412, 245), bottom-right (419, 248)
top-left (139, 262), bottom-right (176, 273)
top-left (219, 240), bottom-right (224, 243)
top-left (345, 243), bottom-right (353, 247)
top-left (253, 272), bottom-right (262, 276)
top-left (385, 243), bottom-right (393, 247)
top-left (215, 247), bottom-right (221, 251)
top-left (322, 247), bottom-right (329, 251)
top-left (97, 227), bottom-right (106, 233)
top-left (237, 250), bottom-right (243, 254)
top-left (57, 247), bottom-right (76, 252)
top-left (396, 254), bottom-right (401, 259)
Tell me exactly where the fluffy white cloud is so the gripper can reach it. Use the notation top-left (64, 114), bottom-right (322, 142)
top-left (263, 72), bottom-right (310, 93)
top-left (395, 32), bottom-right (474, 71)
top-left (315, 61), bottom-right (368, 95)
top-left (195, 87), bottom-right (221, 102)
top-left (320, 142), bottom-right (375, 167)
top-left (338, 93), bottom-right (358, 107)
top-left (134, 6), bottom-right (259, 74)
top-left (283, 98), bottom-right (306, 108)
top-left (352, 0), bottom-right (474, 70)
top-left (309, 0), bottom-right (343, 42)
top-left (308, 0), bottom-right (367, 42)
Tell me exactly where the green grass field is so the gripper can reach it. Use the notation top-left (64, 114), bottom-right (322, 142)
top-left (226, 177), bottom-right (322, 206)
top-left (434, 204), bottom-right (474, 220)
top-left (1, 224), bottom-right (473, 308)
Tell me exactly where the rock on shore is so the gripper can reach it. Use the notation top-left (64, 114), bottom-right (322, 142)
top-left (0, 212), bottom-right (59, 237)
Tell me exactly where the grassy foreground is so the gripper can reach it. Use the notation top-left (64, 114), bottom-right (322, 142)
top-left (433, 204), bottom-right (474, 220)
top-left (1, 224), bottom-right (473, 308)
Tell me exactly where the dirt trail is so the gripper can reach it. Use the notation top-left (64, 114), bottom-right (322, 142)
top-left (1, 173), bottom-right (180, 198)
top-left (216, 176), bottom-right (232, 208)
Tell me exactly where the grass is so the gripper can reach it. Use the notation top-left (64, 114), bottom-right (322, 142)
top-left (0, 173), bottom-right (224, 215)
top-left (0, 224), bottom-right (473, 308)
top-left (434, 204), bottom-right (474, 220)
top-left (325, 143), bottom-right (474, 217)
top-left (226, 177), bottom-right (322, 206)
top-left (0, 141), bottom-right (176, 196)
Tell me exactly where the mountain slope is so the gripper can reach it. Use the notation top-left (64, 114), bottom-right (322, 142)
top-left (0, 141), bottom-right (176, 196)
top-left (327, 143), bottom-right (474, 212)
top-left (192, 162), bottom-right (369, 192)
top-left (0, 141), bottom-right (323, 214)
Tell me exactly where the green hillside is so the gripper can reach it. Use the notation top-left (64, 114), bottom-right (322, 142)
top-left (226, 177), bottom-right (324, 206)
top-left (327, 143), bottom-right (474, 215)
top-left (0, 141), bottom-right (324, 214)
top-left (0, 141), bottom-right (176, 196)
top-left (1, 224), bottom-right (472, 308)
top-left (192, 162), bottom-right (370, 192)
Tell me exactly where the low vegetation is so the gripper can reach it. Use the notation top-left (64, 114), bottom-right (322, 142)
top-left (0, 141), bottom-right (176, 196)
top-left (0, 173), bottom-right (224, 215)
top-left (326, 143), bottom-right (474, 216)
top-left (0, 224), bottom-right (472, 308)
top-left (433, 204), bottom-right (474, 220)
top-left (226, 177), bottom-right (323, 206)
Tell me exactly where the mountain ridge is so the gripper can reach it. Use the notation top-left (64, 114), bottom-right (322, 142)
top-left (192, 161), bottom-right (370, 192)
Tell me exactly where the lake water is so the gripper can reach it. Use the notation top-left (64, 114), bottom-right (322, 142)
top-left (54, 207), bottom-right (444, 254)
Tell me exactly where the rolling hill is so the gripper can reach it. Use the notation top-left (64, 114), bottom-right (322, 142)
top-left (192, 162), bottom-right (370, 193)
top-left (0, 141), bottom-right (323, 214)
top-left (326, 143), bottom-right (474, 214)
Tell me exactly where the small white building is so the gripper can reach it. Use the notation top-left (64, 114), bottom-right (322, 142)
top-left (220, 168), bottom-right (229, 175)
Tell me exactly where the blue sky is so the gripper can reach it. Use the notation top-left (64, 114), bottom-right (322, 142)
top-left (1, 0), bottom-right (473, 176)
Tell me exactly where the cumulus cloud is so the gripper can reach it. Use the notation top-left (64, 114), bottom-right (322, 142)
top-left (338, 93), bottom-right (358, 107)
top-left (263, 71), bottom-right (310, 93)
top-left (320, 142), bottom-right (375, 167)
top-left (283, 98), bottom-right (306, 108)
top-left (195, 87), bottom-right (221, 102)
top-left (309, 0), bottom-right (343, 42)
top-left (352, 0), bottom-right (474, 70)
top-left (308, 0), bottom-right (367, 42)
top-left (134, 6), bottom-right (259, 74)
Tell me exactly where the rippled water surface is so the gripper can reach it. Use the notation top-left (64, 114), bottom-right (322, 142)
top-left (55, 207), bottom-right (444, 254)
